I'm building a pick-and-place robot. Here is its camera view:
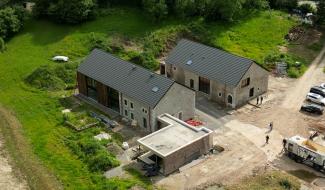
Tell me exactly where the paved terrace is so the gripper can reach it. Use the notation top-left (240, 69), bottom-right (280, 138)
top-left (137, 114), bottom-right (212, 158)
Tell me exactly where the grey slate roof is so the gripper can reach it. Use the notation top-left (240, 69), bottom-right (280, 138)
top-left (78, 49), bottom-right (175, 108)
top-left (166, 39), bottom-right (254, 86)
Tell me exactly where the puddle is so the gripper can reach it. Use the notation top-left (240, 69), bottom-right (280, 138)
top-left (287, 170), bottom-right (319, 183)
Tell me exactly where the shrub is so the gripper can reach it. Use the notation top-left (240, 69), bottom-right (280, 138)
top-left (25, 63), bottom-right (78, 91)
top-left (87, 149), bottom-right (120, 172)
top-left (129, 52), bottom-right (159, 70)
top-left (279, 179), bottom-right (293, 189)
top-left (25, 65), bottom-right (66, 90)
top-left (78, 138), bottom-right (102, 156)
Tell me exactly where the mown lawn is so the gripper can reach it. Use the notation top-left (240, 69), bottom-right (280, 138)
top-left (0, 7), bottom-right (296, 189)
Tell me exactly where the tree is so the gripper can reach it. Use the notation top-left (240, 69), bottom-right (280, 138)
top-left (34, 0), bottom-right (96, 24)
top-left (317, 0), bottom-right (325, 25)
top-left (0, 7), bottom-right (24, 39)
top-left (174, 0), bottom-right (196, 17)
top-left (206, 0), bottom-right (244, 21)
top-left (48, 0), bottom-right (96, 24)
top-left (142, 0), bottom-right (168, 21)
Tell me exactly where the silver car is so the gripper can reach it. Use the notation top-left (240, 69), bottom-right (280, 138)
top-left (306, 92), bottom-right (325, 106)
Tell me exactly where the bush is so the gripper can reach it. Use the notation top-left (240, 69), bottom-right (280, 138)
top-left (129, 52), bottom-right (159, 70)
top-left (87, 149), bottom-right (119, 172)
top-left (25, 65), bottom-right (66, 90)
top-left (78, 138), bottom-right (102, 156)
top-left (25, 63), bottom-right (78, 91)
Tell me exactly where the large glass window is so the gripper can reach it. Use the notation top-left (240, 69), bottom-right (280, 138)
top-left (107, 87), bottom-right (120, 112)
top-left (199, 77), bottom-right (210, 94)
top-left (86, 77), bottom-right (97, 101)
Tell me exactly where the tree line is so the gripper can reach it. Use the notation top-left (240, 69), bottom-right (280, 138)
top-left (0, 0), bottom-right (324, 51)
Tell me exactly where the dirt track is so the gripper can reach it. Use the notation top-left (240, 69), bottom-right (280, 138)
top-left (0, 137), bottom-right (28, 190)
top-left (0, 107), bottom-right (62, 190)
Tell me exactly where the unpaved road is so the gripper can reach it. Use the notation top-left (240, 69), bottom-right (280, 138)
top-left (0, 135), bottom-right (28, 190)
top-left (282, 46), bottom-right (325, 110)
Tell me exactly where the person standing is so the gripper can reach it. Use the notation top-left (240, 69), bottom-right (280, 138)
top-left (270, 122), bottom-right (273, 131)
top-left (261, 96), bottom-right (264, 104)
top-left (256, 96), bottom-right (259, 105)
top-left (266, 135), bottom-right (270, 144)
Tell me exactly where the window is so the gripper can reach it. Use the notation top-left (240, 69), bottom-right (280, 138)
top-left (173, 66), bottom-right (177, 70)
top-left (241, 78), bottom-right (250, 88)
top-left (130, 102), bottom-right (134, 109)
top-left (107, 87), bottom-right (120, 112)
top-left (124, 110), bottom-right (128, 116)
top-left (131, 113), bottom-right (134, 120)
top-left (199, 77), bottom-right (210, 94)
top-left (86, 77), bottom-right (97, 101)
top-left (142, 108), bottom-right (148, 114)
top-left (218, 92), bottom-right (222, 97)
top-left (143, 118), bottom-right (148, 128)
top-left (190, 79), bottom-right (194, 89)
top-left (124, 99), bottom-right (128, 106)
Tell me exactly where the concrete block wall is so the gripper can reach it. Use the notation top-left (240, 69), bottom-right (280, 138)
top-left (163, 135), bottom-right (212, 175)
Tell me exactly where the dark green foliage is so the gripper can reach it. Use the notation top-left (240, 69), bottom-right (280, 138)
top-left (87, 149), bottom-right (120, 172)
top-left (317, 0), bottom-right (325, 25)
top-left (267, 0), bottom-right (298, 10)
top-left (142, 0), bottom-right (168, 21)
top-left (64, 131), bottom-right (120, 172)
top-left (25, 63), bottom-right (78, 91)
top-left (130, 52), bottom-right (159, 70)
top-left (298, 3), bottom-right (316, 14)
top-left (34, 0), bottom-right (96, 24)
top-left (0, 6), bottom-right (25, 39)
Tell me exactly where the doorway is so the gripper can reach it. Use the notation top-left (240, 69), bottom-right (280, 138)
top-left (227, 95), bottom-right (233, 105)
top-left (249, 87), bottom-right (254, 97)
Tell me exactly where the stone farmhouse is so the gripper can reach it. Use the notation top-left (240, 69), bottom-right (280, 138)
top-left (77, 49), bottom-right (195, 132)
top-left (164, 39), bottom-right (269, 108)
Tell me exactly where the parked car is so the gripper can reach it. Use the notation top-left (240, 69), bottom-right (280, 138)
top-left (306, 93), bottom-right (325, 106)
top-left (52, 56), bottom-right (69, 62)
top-left (310, 86), bottom-right (325, 97)
top-left (300, 104), bottom-right (324, 115)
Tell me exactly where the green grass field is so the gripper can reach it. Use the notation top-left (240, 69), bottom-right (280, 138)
top-left (0, 7), bottom-right (297, 189)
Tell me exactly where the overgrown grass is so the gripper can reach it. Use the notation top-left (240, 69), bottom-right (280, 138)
top-left (0, 7), bottom-right (298, 189)
top-left (226, 170), bottom-right (300, 190)
top-left (207, 11), bottom-right (296, 65)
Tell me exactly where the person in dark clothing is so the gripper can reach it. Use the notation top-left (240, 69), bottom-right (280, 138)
top-left (261, 96), bottom-right (264, 104)
top-left (256, 96), bottom-right (259, 105)
top-left (266, 135), bottom-right (270, 144)
top-left (282, 139), bottom-right (287, 149)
